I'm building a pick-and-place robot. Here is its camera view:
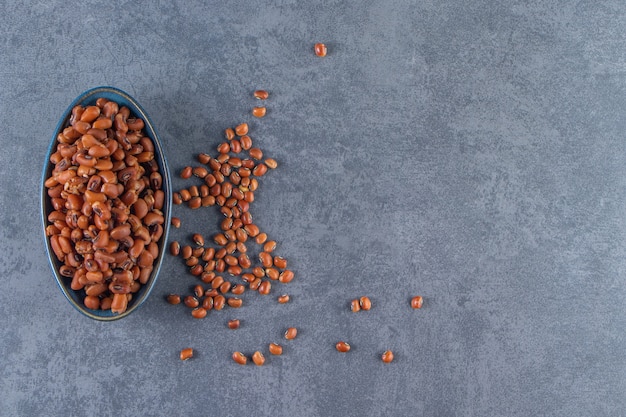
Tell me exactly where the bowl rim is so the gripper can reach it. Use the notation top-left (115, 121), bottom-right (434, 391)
top-left (41, 86), bottom-right (172, 321)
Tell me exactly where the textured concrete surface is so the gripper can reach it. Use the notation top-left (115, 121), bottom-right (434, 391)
top-left (1, 1), bottom-right (625, 416)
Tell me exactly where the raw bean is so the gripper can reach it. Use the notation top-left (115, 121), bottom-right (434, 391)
top-left (231, 284), bottom-right (245, 295)
top-left (273, 256), bottom-right (287, 269)
top-left (227, 297), bottom-right (243, 308)
top-left (258, 280), bottom-right (271, 295)
top-left (263, 241), bottom-right (277, 252)
top-left (359, 296), bottom-right (372, 311)
top-left (171, 217), bottom-right (181, 228)
top-left (235, 123), bottom-right (248, 136)
top-left (252, 163), bottom-right (267, 177)
top-left (265, 158), bottom-right (278, 169)
top-left (335, 341), bottom-right (351, 352)
top-left (249, 148), bottom-right (263, 160)
top-left (255, 233), bottom-right (268, 245)
top-left (252, 351), bottom-right (265, 366)
top-left (314, 42), bottom-right (327, 57)
top-left (269, 343), bottom-right (283, 355)
top-left (411, 296), bottom-right (423, 309)
top-left (284, 327), bottom-right (297, 340)
top-left (351, 299), bottom-right (361, 312)
top-left (277, 294), bottom-right (290, 304)
top-left (170, 241), bottom-right (180, 256)
top-left (181, 245), bottom-right (193, 260)
top-left (279, 270), bottom-right (294, 283)
top-left (232, 351), bottom-right (247, 365)
top-left (253, 90), bottom-right (269, 100)
top-left (265, 268), bottom-right (279, 280)
top-left (181, 166), bottom-right (192, 179)
top-left (214, 295), bottom-right (226, 310)
top-left (180, 348), bottom-right (194, 361)
top-left (192, 233), bottom-right (204, 246)
top-left (252, 106), bottom-right (267, 117)
top-left (184, 296), bottom-right (199, 308)
top-left (240, 135), bottom-right (252, 150)
top-left (191, 307), bottom-right (207, 319)
top-left (228, 319), bottom-right (240, 329)
top-left (381, 350), bottom-right (394, 363)
top-left (166, 294), bottom-right (181, 305)
top-left (193, 285), bottom-right (204, 298)
top-left (259, 252), bottom-right (273, 268)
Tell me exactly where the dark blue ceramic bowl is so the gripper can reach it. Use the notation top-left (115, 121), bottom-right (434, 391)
top-left (41, 86), bottom-right (171, 321)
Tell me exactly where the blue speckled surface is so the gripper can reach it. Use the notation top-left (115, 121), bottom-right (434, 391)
top-left (1, 1), bottom-right (625, 416)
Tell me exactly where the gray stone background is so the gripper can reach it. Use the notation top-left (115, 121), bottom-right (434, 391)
top-left (1, 1), bottom-right (625, 416)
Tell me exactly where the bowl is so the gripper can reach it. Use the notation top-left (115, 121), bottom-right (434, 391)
top-left (41, 86), bottom-right (171, 321)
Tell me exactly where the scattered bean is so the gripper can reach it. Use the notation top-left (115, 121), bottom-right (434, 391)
top-left (269, 343), bottom-right (283, 355)
top-left (411, 296), bottom-right (423, 309)
top-left (228, 319), bottom-right (240, 329)
top-left (359, 296), bottom-right (372, 311)
top-left (284, 327), bottom-right (297, 340)
top-left (252, 351), bottom-right (265, 366)
top-left (232, 351), bottom-right (247, 365)
top-left (381, 350), bottom-right (394, 363)
top-left (335, 341), bottom-right (351, 352)
top-left (314, 43), bottom-right (327, 57)
top-left (180, 348), bottom-right (194, 361)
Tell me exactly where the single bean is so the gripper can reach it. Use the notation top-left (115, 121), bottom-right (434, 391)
top-left (314, 43), bottom-right (327, 57)
top-left (180, 348), bottom-right (194, 361)
top-left (228, 319), bottom-right (240, 329)
top-left (359, 296), bottom-right (372, 311)
top-left (269, 343), bottom-right (283, 355)
top-left (411, 296), bottom-right (423, 309)
top-left (351, 299), bottom-right (361, 312)
top-left (235, 123), bottom-right (248, 136)
top-left (277, 294), bottom-right (290, 304)
top-left (253, 90), bottom-right (269, 100)
top-left (252, 107), bottom-right (266, 118)
top-left (336, 341), bottom-right (351, 352)
top-left (252, 351), bottom-right (265, 366)
top-left (232, 351), bottom-right (247, 365)
top-left (166, 294), bottom-right (181, 305)
top-left (284, 327), bottom-right (298, 340)
top-left (381, 350), bottom-right (394, 363)
top-left (191, 307), bottom-right (207, 319)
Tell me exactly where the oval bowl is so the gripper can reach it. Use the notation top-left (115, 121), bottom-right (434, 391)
top-left (41, 86), bottom-right (171, 321)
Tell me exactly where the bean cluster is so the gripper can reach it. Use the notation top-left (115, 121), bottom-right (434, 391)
top-left (167, 119), bottom-right (294, 319)
top-left (44, 99), bottom-right (166, 314)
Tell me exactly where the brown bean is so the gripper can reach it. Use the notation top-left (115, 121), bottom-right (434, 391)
top-left (253, 90), bottom-right (269, 100)
top-left (259, 252), bottom-right (273, 268)
top-left (180, 348), bottom-right (194, 361)
top-left (273, 256), bottom-right (287, 269)
top-left (279, 270), bottom-right (294, 283)
top-left (111, 293), bottom-right (128, 314)
top-left (181, 166), bottom-right (192, 179)
top-left (255, 233), bottom-right (268, 245)
top-left (184, 296), bottom-right (199, 308)
top-left (351, 299), bottom-right (361, 312)
top-left (214, 294), bottom-right (226, 310)
top-left (381, 350), bottom-right (394, 363)
top-left (284, 327), bottom-right (297, 340)
top-left (170, 241), bottom-right (181, 256)
top-left (359, 296), bottom-right (372, 311)
top-left (171, 217), bottom-right (181, 228)
top-left (192, 233), bottom-right (204, 246)
top-left (166, 294), bottom-right (181, 305)
top-left (252, 107), bottom-right (266, 118)
top-left (277, 294), bottom-right (290, 304)
top-left (249, 147), bottom-right (263, 160)
top-left (84, 295), bottom-right (100, 310)
top-left (240, 135), bottom-right (252, 150)
top-left (265, 268), bottom-right (279, 280)
top-left (252, 351), bottom-right (265, 366)
top-left (227, 297), bottom-right (243, 308)
top-left (258, 280), bottom-right (272, 295)
top-left (314, 43), bottom-right (327, 57)
top-left (411, 296), bottom-right (423, 309)
top-left (335, 341), bottom-right (351, 352)
top-left (232, 351), bottom-right (247, 365)
top-left (191, 307), bottom-right (207, 319)
top-left (235, 123), bottom-right (248, 136)
top-left (224, 128), bottom-right (235, 141)
top-left (252, 163), bottom-right (268, 177)
top-left (269, 343), bottom-right (283, 355)
top-left (228, 319), bottom-right (240, 329)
